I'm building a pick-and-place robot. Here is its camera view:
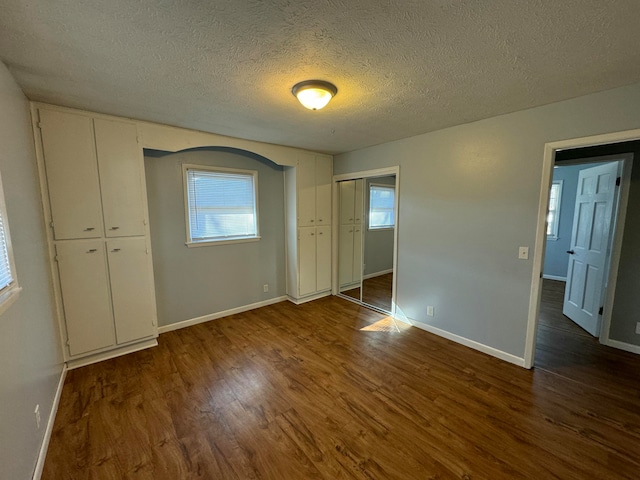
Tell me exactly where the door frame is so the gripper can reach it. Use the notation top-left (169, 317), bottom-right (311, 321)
top-left (524, 130), bottom-right (639, 369)
top-left (332, 166), bottom-right (400, 316)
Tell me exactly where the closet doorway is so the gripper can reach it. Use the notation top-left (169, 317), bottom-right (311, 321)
top-left (332, 167), bottom-right (399, 315)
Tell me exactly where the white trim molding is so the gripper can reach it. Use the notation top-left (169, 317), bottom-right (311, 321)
top-left (411, 318), bottom-right (526, 367)
top-left (32, 365), bottom-right (67, 480)
top-left (158, 296), bottom-right (288, 333)
top-left (66, 339), bottom-right (158, 370)
top-left (602, 338), bottom-right (640, 355)
top-left (286, 291), bottom-right (331, 305)
top-left (542, 274), bottom-right (567, 282)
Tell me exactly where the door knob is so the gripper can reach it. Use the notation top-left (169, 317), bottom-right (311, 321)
top-left (566, 250), bottom-right (575, 255)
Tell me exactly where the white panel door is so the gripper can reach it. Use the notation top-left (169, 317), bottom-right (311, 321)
top-left (298, 227), bottom-right (317, 296)
top-left (563, 162), bottom-right (618, 336)
top-left (353, 224), bottom-right (363, 285)
top-left (316, 226), bottom-right (332, 292)
top-left (297, 155), bottom-right (316, 227)
top-left (339, 225), bottom-right (354, 286)
top-left (354, 179), bottom-right (364, 225)
top-left (94, 119), bottom-right (146, 237)
top-left (39, 109), bottom-right (103, 240)
top-left (340, 181), bottom-right (355, 225)
top-left (107, 237), bottom-right (157, 344)
top-left (315, 156), bottom-right (332, 226)
top-left (56, 240), bottom-right (115, 356)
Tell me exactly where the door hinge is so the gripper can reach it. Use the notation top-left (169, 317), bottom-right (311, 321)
top-left (599, 306), bottom-right (604, 315)
top-left (616, 176), bottom-right (621, 186)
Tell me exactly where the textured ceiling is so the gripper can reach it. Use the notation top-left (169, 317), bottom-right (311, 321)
top-left (1, 0), bottom-right (640, 154)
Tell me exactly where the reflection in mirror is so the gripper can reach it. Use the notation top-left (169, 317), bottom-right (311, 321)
top-left (361, 176), bottom-right (395, 312)
top-left (338, 179), bottom-right (364, 301)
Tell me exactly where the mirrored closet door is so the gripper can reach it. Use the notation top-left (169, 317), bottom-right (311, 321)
top-left (337, 174), bottom-right (396, 314)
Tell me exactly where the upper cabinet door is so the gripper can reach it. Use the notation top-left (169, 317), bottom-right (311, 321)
top-left (354, 179), bottom-right (364, 225)
top-left (297, 154), bottom-right (316, 227)
top-left (94, 119), bottom-right (146, 237)
top-left (315, 156), bottom-right (332, 226)
top-left (39, 110), bottom-right (104, 240)
top-left (340, 181), bottom-right (356, 225)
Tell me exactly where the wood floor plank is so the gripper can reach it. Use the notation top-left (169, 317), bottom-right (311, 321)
top-left (43, 283), bottom-right (640, 479)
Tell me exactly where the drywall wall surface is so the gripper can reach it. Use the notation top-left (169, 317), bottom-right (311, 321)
top-left (609, 158), bottom-right (640, 345)
top-left (364, 176), bottom-right (395, 276)
top-left (335, 82), bottom-right (640, 358)
top-left (0, 61), bottom-right (63, 479)
top-left (543, 164), bottom-right (583, 278)
top-left (144, 148), bottom-right (286, 327)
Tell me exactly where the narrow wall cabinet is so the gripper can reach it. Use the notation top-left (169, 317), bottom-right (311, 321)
top-left (339, 179), bottom-right (364, 290)
top-left (285, 153), bottom-right (333, 302)
top-left (33, 104), bottom-right (158, 366)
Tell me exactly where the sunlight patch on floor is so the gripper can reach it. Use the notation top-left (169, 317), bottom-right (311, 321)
top-left (360, 316), bottom-right (411, 333)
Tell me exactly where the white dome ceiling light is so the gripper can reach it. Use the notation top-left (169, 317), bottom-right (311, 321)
top-left (292, 80), bottom-right (338, 110)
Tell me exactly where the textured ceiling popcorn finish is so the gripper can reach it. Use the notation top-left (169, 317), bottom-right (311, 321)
top-left (1, 0), bottom-right (640, 153)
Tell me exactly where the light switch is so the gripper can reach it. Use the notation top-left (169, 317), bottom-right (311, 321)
top-left (518, 247), bottom-right (529, 260)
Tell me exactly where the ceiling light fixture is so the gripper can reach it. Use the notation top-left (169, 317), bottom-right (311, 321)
top-left (292, 80), bottom-right (337, 110)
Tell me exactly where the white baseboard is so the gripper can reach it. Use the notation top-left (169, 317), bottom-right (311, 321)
top-left (602, 338), bottom-right (640, 355)
top-left (542, 274), bottom-right (567, 282)
top-left (409, 319), bottom-right (526, 367)
top-left (32, 364), bottom-right (67, 480)
top-left (66, 338), bottom-right (158, 369)
top-left (287, 291), bottom-right (331, 305)
top-left (159, 296), bottom-right (288, 333)
top-left (363, 269), bottom-right (393, 280)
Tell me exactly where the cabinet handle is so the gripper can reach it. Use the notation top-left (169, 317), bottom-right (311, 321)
top-left (111, 248), bottom-right (121, 252)
top-left (318, 219), bottom-right (323, 222)
top-left (355, 229), bottom-right (360, 232)
top-left (109, 226), bottom-right (120, 230)
top-left (310, 232), bottom-right (315, 236)
top-left (349, 218), bottom-right (353, 221)
top-left (318, 232), bottom-right (323, 235)
top-left (87, 249), bottom-right (97, 253)
top-left (310, 219), bottom-right (314, 223)
top-left (84, 227), bottom-right (95, 231)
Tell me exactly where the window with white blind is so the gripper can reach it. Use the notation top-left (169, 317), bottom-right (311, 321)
top-left (368, 184), bottom-right (396, 230)
top-left (0, 171), bottom-right (20, 313)
top-left (183, 165), bottom-right (260, 246)
top-left (547, 180), bottom-right (563, 240)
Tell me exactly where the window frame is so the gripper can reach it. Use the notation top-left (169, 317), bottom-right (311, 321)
top-left (546, 180), bottom-right (563, 240)
top-left (0, 170), bottom-right (21, 315)
top-left (182, 164), bottom-right (260, 247)
top-left (368, 183), bottom-right (396, 231)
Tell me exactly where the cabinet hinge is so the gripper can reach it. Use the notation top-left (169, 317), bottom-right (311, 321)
top-left (146, 248), bottom-right (149, 254)
top-left (54, 255), bottom-right (59, 262)
top-left (616, 176), bottom-right (621, 186)
top-left (37, 122), bottom-right (43, 130)
top-left (49, 220), bottom-right (54, 228)
top-left (599, 306), bottom-right (604, 315)
top-left (66, 338), bottom-right (70, 346)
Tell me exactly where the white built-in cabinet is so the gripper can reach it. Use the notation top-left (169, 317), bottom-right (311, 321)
top-left (34, 105), bottom-right (158, 365)
top-left (285, 153), bottom-right (333, 301)
top-left (339, 179), bottom-right (364, 289)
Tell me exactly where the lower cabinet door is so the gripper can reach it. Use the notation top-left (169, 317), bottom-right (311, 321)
top-left (107, 237), bottom-right (157, 344)
top-left (316, 226), bottom-right (331, 291)
top-left (339, 225), bottom-right (355, 286)
top-left (56, 240), bottom-right (115, 356)
top-left (298, 227), bottom-right (317, 296)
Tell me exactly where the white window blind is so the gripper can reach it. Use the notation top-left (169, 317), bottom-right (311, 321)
top-left (0, 212), bottom-right (13, 291)
top-left (185, 166), bottom-right (259, 244)
top-left (369, 184), bottom-right (396, 229)
top-left (547, 180), bottom-right (562, 239)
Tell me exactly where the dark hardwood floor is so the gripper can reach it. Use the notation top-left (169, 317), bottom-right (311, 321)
top-left (362, 273), bottom-right (393, 312)
top-left (43, 285), bottom-right (640, 479)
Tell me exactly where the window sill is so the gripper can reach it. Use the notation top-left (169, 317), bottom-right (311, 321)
top-left (546, 236), bottom-right (559, 241)
top-left (0, 286), bottom-right (22, 316)
top-left (368, 227), bottom-right (395, 231)
top-left (186, 236), bottom-right (261, 248)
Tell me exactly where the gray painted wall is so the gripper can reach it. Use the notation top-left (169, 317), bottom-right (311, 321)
top-left (335, 82), bottom-right (640, 358)
top-left (144, 148), bottom-right (286, 327)
top-left (0, 62), bottom-right (63, 478)
top-left (364, 176), bottom-right (395, 276)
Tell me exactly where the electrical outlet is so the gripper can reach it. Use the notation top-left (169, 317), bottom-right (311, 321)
top-left (426, 306), bottom-right (434, 317)
top-left (518, 247), bottom-right (529, 260)
top-left (34, 404), bottom-right (41, 429)
top-left (636, 322), bottom-right (640, 335)
top-left (263, 284), bottom-right (269, 293)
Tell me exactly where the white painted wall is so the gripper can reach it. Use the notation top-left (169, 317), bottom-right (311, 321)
top-left (0, 62), bottom-right (64, 479)
top-left (335, 82), bottom-right (640, 360)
